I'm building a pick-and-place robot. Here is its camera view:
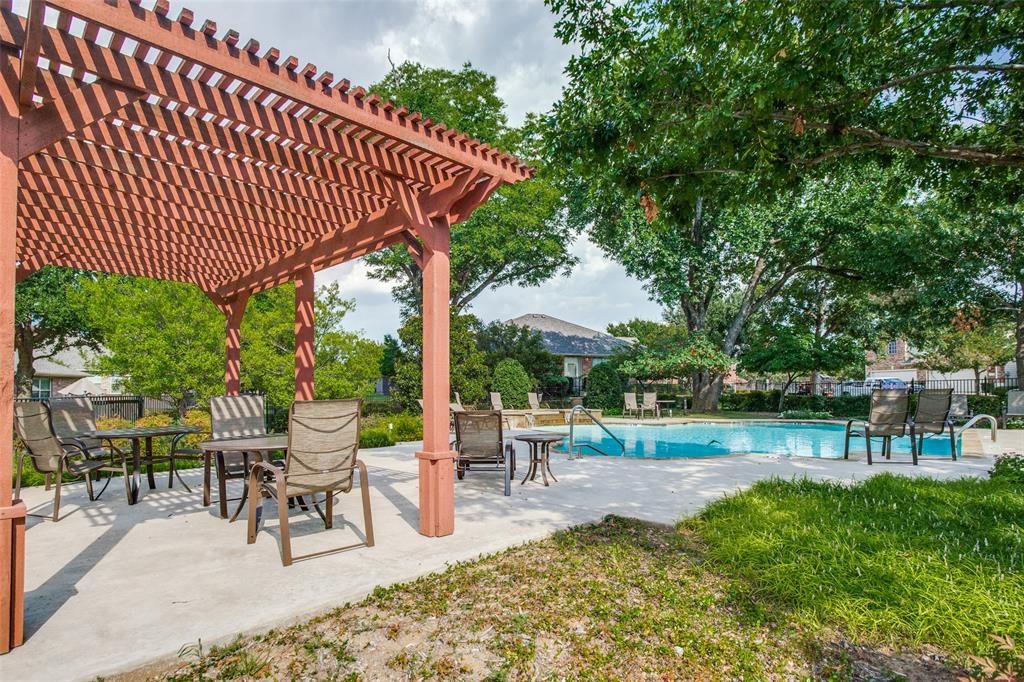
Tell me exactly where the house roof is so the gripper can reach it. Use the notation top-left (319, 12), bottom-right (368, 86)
top-left (508, 314), bottom-right (632, 358)
top-left (14, 347), bottom-right (93, 379)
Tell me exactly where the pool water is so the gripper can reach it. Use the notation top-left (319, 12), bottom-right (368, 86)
top-left (538, 421), bottom-right (960, 459)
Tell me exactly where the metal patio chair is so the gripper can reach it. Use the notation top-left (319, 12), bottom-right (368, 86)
top-left (909, 388), bottom-right (957, 460)
top-left (453, 411), bottom-right (515, 497)
top-left (14, 401), bottom-right (130, 521)
top-left (49, 396), bottom-right (121, 462)
top-left (624, 393), bottom-right (640, 418)
top-left (1003, 390), bottom-right (1024, 428)
top-left (641, 392), bottom-right (660, 419)
top-left (844, 389), bottom-right (917, 465)
top-left (246, 399), bottom-right (373, 566)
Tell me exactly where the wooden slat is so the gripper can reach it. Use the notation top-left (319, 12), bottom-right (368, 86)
top-left (45, 0), bottom-right (531, 182)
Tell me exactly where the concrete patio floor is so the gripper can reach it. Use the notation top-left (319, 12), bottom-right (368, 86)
top-left (1, 430), bottom-right (1012, 682)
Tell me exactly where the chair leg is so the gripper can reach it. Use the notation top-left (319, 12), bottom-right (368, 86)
top-left (278, 492), bottom-right (293, 566)
top-left (325, 491), bottom-right (333, 529)
top-left (173, 461), bottom-right (194, 493)
top-left (53, 475), bottom-right (62, 522)
top-left (203, 453), bottom-right (212, 507)
top-left (15, 455), bottom-right (23, 500)
top-left (246, 478), bottom-right (262, 545)
top-left (504, 451), bottom-right (511, 497)
top-left (910, 430), bottom-right (918, 465)
top-left (85, 470), bottom-right (95, 501)
top-left (168, 456), bottom-right (175, 489)
top-left (357, 461), bottom-right (374, 548)
top-left (865, 429), bottom-right (872, 465)
top-left (949, 424), bottom-right (957, 461)
top-left (44, 472), bottom-right (51, 491)
top-left (120, 457), bottom-right (132, 503)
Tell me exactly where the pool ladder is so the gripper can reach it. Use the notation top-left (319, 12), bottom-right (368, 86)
top-left (567, 405), bottom-right (625, 459)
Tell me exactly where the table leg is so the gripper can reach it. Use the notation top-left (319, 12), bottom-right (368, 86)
top-left (130, 439), bottom-right (141, 504)
top-left (544, 443), bottom-right (558, 483)
top-left (229, 453), bottom-right (251, 523)
top-left (521, 443), bottom-right (536, 484)
top-left (215, 452), bottom-right (228, 519)
top-left (202, 452), bottom-right (211, 507)
top-left (539, 444), bottom-right (549, 486)
top-left (145, 437), bottom-right (156, 490)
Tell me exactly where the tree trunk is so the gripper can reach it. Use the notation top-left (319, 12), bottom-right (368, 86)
top-left (1016, 300), bottom-right (1024, 386)
top-left (974, 367), bottom-right (983, 395)
top-left (13, 324), bottom-right (35, 398)
top-left (778, 376), bottom-right (795, 413)
top-left (692, 372), bottom-right (724, 412)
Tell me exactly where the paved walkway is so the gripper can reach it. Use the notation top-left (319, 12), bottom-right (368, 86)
top-left (0, 434), bottom-right (1010, 682)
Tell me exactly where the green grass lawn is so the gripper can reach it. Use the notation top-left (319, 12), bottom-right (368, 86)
top-left (120, 474), bottom-right (1023, 681)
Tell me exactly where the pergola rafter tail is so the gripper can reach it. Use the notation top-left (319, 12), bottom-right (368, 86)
top-left (1, 0), bottom-right (534, 651)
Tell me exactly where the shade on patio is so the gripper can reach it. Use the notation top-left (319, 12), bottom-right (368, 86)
top-left (0, 0), bottom-right (531, 652)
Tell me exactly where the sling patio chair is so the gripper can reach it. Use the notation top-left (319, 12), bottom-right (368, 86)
top-left (641, 392), bottom-right (660, 419)
top-left (14, 401), bottom-right (130, 521)
top-left (909, 388), bottom-right (957, 460)
top-left (844, 389), bottom-right (917, 465)
top-left (247, 399), bottom-right (373, 566)
top-left (528, 392), bottom-right (542, 411)
top-left (453, 411), bottom-right (515, 497)
top-left (624, 393), bottom-right (640, 418)
top-left (489, 392), bottom-right (514, 429)
top-left (1003, 390), bottom-right (1024, 428)
top-left (49, 396), bottom-right (121, 463)
top-left (173, 394), bottom-right (273, 515)
top-left (949, 394), bottom-right (972, 423)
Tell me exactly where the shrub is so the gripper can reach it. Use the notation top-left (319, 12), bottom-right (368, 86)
top-left (359, 428), bottom-right (395, 449)
top-left (585, 362), bottom-right (625, 410)
top-left (389, 414), bottom-right (423, 442)
top-left (491, 359), bottom-right (533, 409)
top-left (779, 410), bottom-right (833, 420)
top-left (990, 453), bottom-right (1024, 483)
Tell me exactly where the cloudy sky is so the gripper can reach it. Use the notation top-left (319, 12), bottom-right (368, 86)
top-left (58, 0), bottom-right (666, 337)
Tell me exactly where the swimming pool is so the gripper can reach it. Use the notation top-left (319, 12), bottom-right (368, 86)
top-left (537, 421), bottom-right (960, 459)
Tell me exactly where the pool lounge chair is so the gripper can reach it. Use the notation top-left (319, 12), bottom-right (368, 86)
top-left (14, 401), bottom-right (130, 520)
top-left (624, 393), bottom-right (640, 418)
top-left (1002, 390), bottom-right (1024, 428)
top-left (844, 389), bottom-right (917, 465)
top-left (908, 388), bottom-right (957, 460)
top-left (641, 392), bottom-right (660, 419)
top-left (453, 411), bottom-right (515, 496)
top-left (528, 392), bottom-right (542, 410)
top-left (247, 399), bottom-right (373, 566)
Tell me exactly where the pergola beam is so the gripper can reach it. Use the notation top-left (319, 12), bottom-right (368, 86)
top-left (46, 0), bottom-right (530, 183)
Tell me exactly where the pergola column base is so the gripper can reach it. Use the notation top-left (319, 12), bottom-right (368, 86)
top-left (0, 500), bottom-right (26, 654)
top-left (416, 450), bottom-right (456, 537)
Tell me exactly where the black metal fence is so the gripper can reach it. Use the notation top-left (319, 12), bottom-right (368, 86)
top-left (16, 394), bottom-right (147, 420)
top-left (748, 377), bottom-right (1019, 397)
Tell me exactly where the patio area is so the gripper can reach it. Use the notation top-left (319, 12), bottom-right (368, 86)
top-left (0, 434), bottom-right (1001, 682)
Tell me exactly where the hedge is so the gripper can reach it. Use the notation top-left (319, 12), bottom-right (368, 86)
top-left (720, 390), bottom-right (1006, 419)
top-left (586, 362), bottom-right (625, 410)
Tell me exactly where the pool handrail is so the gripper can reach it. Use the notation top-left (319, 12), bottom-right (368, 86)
top-left (568, 405), bottom-right (625, 458)
top-left (955, 414), bottom-right (998, 442)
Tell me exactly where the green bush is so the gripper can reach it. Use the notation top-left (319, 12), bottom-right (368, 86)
top-left (779, 410), bottom-right (833, 420)
top-left (989, 453), bottom-right (1024, 483)
top-left (389, 414), bottom-right (423, 442)
top-left (585, 362), bottom-right (626, 410)
top-left (359, 428), bottom-right (395, 449)
top-left (491, 358), bottom-right (533, 409)
top-left (967, 394), bottom-right (1004, 418)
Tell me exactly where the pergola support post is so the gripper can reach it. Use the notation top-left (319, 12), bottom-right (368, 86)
top-left (0, 45), bottom-right (27, 654)
top-left (294, 267), bottom-right (315, 401)
top-left (416, 217), bottom-right (455, 537)
top-left (221, 293), bottom-right (249, 396)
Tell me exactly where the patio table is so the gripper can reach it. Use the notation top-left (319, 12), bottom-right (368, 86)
top-left (198, 435), bottom-right (289, 520)
top-left (89, 425), bottom-right (201, 504)
top-left (515, 433), bottom-right (564, 486)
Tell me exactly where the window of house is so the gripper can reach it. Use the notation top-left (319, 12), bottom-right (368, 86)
top-left (592, 358), bottom-right (607, 367)
top-left (31, 377), bottom-right (51, 399)
top-left (887, 341), bottom-right (898, 356)
top-left (563, 357), bottom-right (581, 378)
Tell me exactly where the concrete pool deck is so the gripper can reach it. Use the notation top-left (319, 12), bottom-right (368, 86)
top-left (1, 431), bottom-right (1016, 682)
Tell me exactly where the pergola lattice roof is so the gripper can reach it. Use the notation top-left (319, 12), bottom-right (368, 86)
top-left (0, 0), bottom-right (531, 301)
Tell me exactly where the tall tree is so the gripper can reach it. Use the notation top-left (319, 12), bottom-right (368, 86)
top-left (363, 62), bottom-right (572, 315)
top-left (391, 313), bottom-right (491, 409)
top-left (917, 317), bottom-right (1015, 394)
top-left (547, 0), bottom-right (1023, 210)
top-left (14, 267), bottom-right (104, 397)
top-left (476, 320), bottom-right (559, 383)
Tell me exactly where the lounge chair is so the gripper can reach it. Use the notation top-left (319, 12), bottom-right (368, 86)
top-left (949, 394), bottom-right (971, 423)
top-left (844, 389), bottom-right (917, 465)
top-left (641, 392), bottom-right (660, 419)
top-left (453, 411), bottom-right (515, 496)
top-left (528, 392), bottom-right (542, 410)
top-left (1003, 390), bottom-right (1024, 428)
top-left (14, 401), bottom-right (130, 520)
top-left (490, 392), bottom-right (504, 411)
top-left (624, 393), bottom-right (640, 418)
top-left (909, 388), bottom-right (957, 460)
top-left (247, 399), bottom-right (373, 566)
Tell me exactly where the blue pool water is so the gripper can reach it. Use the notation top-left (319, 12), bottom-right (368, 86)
top-left (537, 421), bottom-right (960, 459)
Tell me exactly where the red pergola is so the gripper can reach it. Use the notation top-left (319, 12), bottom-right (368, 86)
top-left (0, 0), bottom-right (532, 652)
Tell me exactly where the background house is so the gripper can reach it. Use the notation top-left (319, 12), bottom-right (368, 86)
top-left (865, 338), bottom-right (1016, 389)
top-left (508, 314), bottom-right (632, 388)
top-left (14, 348), bottom-right (94, 399)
